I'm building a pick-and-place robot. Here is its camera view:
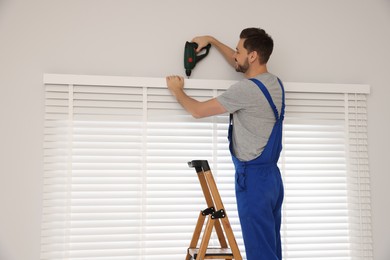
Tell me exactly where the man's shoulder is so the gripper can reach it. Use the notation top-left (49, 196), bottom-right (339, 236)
top-left (230, 78), bottom-right (253, 89)
top-left (232, 73), bottom-right (279, 88)
top-left (254, 72), bottom-right (278, 83)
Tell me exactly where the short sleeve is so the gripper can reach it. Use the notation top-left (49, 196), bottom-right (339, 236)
top-left (216, 81), bottom-right (251, 113)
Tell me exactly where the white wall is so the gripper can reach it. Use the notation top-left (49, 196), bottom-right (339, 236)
top-left (0, 0), bottom-right (389, 259)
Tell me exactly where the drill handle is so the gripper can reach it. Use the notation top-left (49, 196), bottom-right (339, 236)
top-left (195, 43), bottom-right (211, 62)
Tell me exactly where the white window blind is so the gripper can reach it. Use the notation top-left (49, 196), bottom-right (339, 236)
top-left (41, 74), bottom-right (371, 260)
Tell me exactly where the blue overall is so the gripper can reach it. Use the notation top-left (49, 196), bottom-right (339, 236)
top-left (228, 78), bottom-right (285, 260)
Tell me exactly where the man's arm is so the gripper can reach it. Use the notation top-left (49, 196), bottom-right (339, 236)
top-left (192, 36), bottom-right (236, 68)
top-left (166, 75), bottom-right (227, 118)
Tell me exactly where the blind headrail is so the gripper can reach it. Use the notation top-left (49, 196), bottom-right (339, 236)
top-left (43, 73), bottom-right (370, 94)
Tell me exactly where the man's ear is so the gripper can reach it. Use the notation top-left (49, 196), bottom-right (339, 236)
top-left (249, 51), bottom-right (258, 63)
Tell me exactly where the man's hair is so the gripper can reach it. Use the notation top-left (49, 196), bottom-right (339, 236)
top-left (240, 27), bottom-right (273, 64)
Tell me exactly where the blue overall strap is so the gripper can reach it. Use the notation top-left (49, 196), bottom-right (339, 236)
top-left (249, 78), bottom-right (280, 120)
top-left (277, 78), bottom-right (286, 120)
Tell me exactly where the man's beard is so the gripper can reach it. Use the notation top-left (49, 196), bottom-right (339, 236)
top-left (235, 58), bottom-right (249, 73)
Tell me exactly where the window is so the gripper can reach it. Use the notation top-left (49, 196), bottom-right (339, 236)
top-left (41, 74), bottom-right (372, 260)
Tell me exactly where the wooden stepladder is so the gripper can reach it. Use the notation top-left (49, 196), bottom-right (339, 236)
top-left (186, 160), bottom-right (242, 260)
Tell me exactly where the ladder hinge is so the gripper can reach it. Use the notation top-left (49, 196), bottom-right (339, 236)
top-left (202, 207), bottom-right (215, 216)
top-left (211, 209), bottom-right (226, 219)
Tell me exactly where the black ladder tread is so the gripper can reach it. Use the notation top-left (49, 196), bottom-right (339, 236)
top-left (188, 247), bottom-right (234, 259)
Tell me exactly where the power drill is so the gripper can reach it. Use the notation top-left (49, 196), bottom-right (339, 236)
top-left (184, 41), bottom-right (211, 78)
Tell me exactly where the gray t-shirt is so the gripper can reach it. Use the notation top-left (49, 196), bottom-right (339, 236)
top-left (216, 72), bottom-right (283, 161)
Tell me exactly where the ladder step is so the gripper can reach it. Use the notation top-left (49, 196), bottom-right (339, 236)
top-left (189, 248), bottom-right (234, 259)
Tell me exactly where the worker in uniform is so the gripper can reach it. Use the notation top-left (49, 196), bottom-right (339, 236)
top-left (166, 27), bottom-right (285, 260)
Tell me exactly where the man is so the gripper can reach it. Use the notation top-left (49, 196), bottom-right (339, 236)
top-left (166, 28), bottom-right (285, 260)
